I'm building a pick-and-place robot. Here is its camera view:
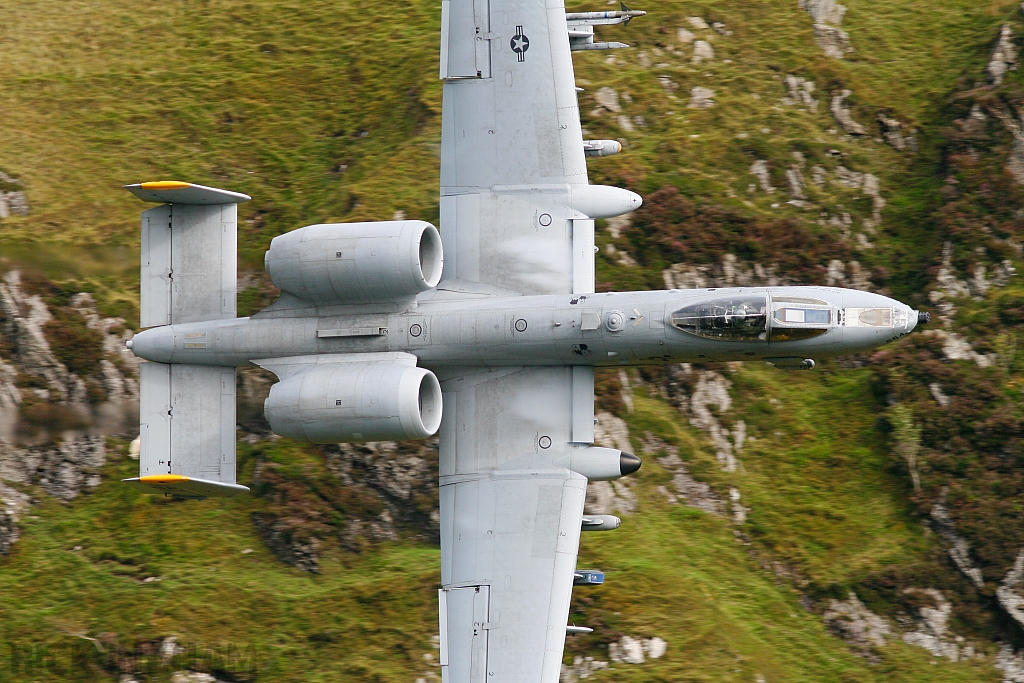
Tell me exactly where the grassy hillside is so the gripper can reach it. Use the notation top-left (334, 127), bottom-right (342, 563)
top-left (2, 0), bottom-right (1024, 681)
top-left (0, 391), bottom-right (999, 683)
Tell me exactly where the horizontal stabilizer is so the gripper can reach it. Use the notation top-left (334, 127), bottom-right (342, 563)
top-left (132, 181), bottom-right (243, 327)
top-left (125, 181), bottom-right (251, 205)
top-left (122, 475), bottom-right (249, 499)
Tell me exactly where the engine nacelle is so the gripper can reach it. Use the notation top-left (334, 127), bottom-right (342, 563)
top-left (265, 220), bottom-right (443, 306)
top-left (263, 358), bottom-right (442, 443)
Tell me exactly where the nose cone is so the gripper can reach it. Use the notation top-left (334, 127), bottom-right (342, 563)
top-left (619, 452), bottom-right (642, 477)
top-left (129, 326), bottom-right (175, 363)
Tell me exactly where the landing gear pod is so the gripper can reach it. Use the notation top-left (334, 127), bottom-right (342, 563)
top-left (555, 446), bottom-right (642, 480)
top-left (765, 357), bottom-right (815, 370)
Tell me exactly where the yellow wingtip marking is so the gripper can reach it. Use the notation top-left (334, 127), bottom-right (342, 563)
top-left (139, 474), bottom-right (191, 484)
top-left (139, 181), bottom-right (192, 191)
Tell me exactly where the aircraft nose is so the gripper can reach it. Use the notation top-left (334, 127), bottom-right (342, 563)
top-left (619, 452), bottom-right (642, 476)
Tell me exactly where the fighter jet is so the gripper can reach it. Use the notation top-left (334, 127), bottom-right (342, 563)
top-left (122, 1), bottom-right (926, 681)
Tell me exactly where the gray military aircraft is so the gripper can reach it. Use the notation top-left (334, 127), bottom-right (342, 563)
top-left (121, 1), bottom-right (927, 681)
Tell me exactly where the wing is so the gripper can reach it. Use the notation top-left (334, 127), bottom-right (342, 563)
top-left (437, 366), bottom-right (596, 683)
top-left (439, 0), bottom-right (640, 296)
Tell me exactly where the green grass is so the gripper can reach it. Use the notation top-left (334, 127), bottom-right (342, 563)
top-left (0, 413), bottom-right (1001, 683)
top-left (622, 365), bottom-right (929, 587)
top-left (0, 447), bottom-right (442, 682)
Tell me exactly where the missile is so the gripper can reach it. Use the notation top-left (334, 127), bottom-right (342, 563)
top-left (566, 625), bottom-right (594, 635)
top-left (570, 41), bottom-right (630, 51)
top-left (565, 3), bottom-right (647, 26)
top-left (583, 140), bottom-right (622, 157)
top-left (574, 570), bottom-right (606, 586)
top-left (581, 514), bottom-right (621, 531)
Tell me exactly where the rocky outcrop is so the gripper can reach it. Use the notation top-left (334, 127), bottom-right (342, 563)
top-left (996, 644), bottom-right (1024, 683)
top-left (989, 103), bottom-right (1024, 185)
top-left (324, 438), bottom-right (440, 541)
top-left (921, 330), bottom-right (995, 368)
top-left (687, 370), bottom-right (741, 472)
top-left (594, 87), bottom-right (621, 113)
top-left (832, 166), bottom-right (885, 224)
top-left (786, 165), bottom-right (807, 202)
top-left (988, 24), bottom-right (1018, 86)
top-left (900, 588), bottom-right (973, 661)
top-left (997, 550), bottom-right (1024, 630)
top-left (823, 592), bottom-right (891, 657)
top-left (586, 413), bottom-right (637, 515)
top-left (643, 432), bottom-right (725, 515)
top-left (691, 40), bottom-right (714, 64)
top-left (0, 482), bottom-right (31, 555)
top-left (930, 491), bottom-right (985, 588)
top-left (927, 241), bottom-right (1014, 330)
top-left (749, 160), bottom-right (775, 193)
top-left (0, 358), bottom-right (20, 408)
top-left (170, 672), bottom-right (222, 683)
top-left (0, 436), bottom-right (105, 501)
top-left (813, 24), bottom-right (853, 59)
top-left (782, 75), bottom-right (819, 112)
top-left (0, 509), bottom-right (16, 556)
top-left (799, 0), bottom-right (846, 24)
top-left (825, 259), bottom-right (872, 289)
top-left (251, 513), bottom-right (322, 573)
top-left (69, 293), bottom-right (140, 400)
top-left (687, 86), bottom-right (716, 109)
top-left (657, 76), bottom-right (679, 95)
top-left (0, 171), bottom-right (29, 219)
top-left (877, 113), bottom-right (914, 152)
top-left (663, 254), bottom-right (797, 290)
top-left (830, 90), bottom-right (866, 135)
top-left (560, 656), bottom-right (609, 683)
top-left (608, 636), bottom-right (666, 664)
top-left (0, 271), bottom-right (86, 404)
top-left (799, 1), bottom-right (852, 58)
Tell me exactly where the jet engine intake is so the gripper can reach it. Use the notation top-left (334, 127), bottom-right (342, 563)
top-left (265, 220), bottom-right (443, 306)
top-left (263, 358), bottom-right (442, 443)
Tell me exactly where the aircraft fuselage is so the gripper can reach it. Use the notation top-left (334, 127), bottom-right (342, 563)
top-left (129, 285), bottom-right (920, 371)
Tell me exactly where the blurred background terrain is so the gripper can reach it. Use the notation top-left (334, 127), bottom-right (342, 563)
top-left (1, 0), bottom-right (1024, 681)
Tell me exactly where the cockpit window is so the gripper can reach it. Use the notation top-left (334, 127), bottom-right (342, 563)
top-left (845, 308), bottom-right (893, 327)
top-left (773, 308), bottom-right (831, 324)
top-left (671, 297), bottom-right (767, 341)
top-left (771, 296), bottom-right (828, 306)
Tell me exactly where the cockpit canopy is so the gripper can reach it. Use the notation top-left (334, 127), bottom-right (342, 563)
top-left (670, 295), bottom-right (833, 342)
top-left (670, 296), bottom-right (768, 341)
